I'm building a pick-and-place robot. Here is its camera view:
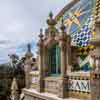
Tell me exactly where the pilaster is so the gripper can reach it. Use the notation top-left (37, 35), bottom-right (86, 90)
top-left (90, 18), bottom-right (100, 100)
top-left (37, 29), bottom-right (45, 93)
top-left (59, 19), bottom-right (67, 77)
top-left (24, 43), bottom-right (33, 89)
top-left (58, 19), bottom-right (69, 98)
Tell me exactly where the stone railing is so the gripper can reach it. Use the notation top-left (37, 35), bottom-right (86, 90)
top-left (29, 71), bottom-right (39, 89)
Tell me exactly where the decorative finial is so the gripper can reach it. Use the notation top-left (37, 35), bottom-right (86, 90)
top-left (37, 28), bottom-right (44, 47)
top-left (27, 43), bottom-right (31, 52)
top-left (60, 19), bottom-right (66, 33)
top-left (46, 11), bottom-right (57, 26)
top-left (39, 28), bottom-right (44, 39)
top-left (44, 29), bottom-right (49, 39)
top-left (49, 11), bottom-right (53, 19)
top-left (40, 28), bottom-right (43, 34)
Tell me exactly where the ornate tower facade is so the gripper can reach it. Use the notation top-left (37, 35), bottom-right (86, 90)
top-left (37, 12), bottom-right (72, 98)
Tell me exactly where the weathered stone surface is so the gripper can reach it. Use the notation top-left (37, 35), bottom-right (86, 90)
top-left (45, 77), bottom-right (58, 95)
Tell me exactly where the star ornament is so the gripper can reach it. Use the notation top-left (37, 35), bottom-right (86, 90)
top-left (64, 8), bottom-right (90, 33)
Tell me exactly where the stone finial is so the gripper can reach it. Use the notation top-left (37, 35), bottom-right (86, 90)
top-left (25, 43), bottom-right (33, 58)
top-left (60, 19), bottom-right (66, 33)
top-left (11, 78), bottom-right (19, 100)
top-left (59, 19), bottom-right (67, 41)
top-left (44, 29), bottom-right (49, 39)
top-left (38, 28), bottom-right (44, 47)
top-left (46, 12), bottom-right (57, 26)
top-left (39, 28), bottom-right (44, 40)
top-left (27, 43), bottom-right (31, 52)
top-left (49, 11), bottom-right (53, 19)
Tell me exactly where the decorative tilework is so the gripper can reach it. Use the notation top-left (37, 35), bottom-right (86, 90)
top-left (57, 0), bottom-right (95, 47)
top-left (71, 25), bottom-right (92, 47)
top-left (77, 45), bottom-right (94, 55)
top-left (96, 0), bottom-right (100, 17)
top-left (56, 0), bottom-right (96, 71)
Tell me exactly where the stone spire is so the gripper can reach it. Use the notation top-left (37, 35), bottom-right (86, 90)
top-left (60, 19), bottom-right (66, 33)
top-left (38, 28), bottom-right (44, 46)
top-left (10, 78), bottom-right (19, 100)
top-left (47, 12), bottom-right (57, 26)
top-left (25, 43), bottom-right (33, 59)
top-left (27, 43), bottom-right (31, 52)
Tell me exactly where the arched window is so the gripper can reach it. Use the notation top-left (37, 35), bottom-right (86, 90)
top-left (47, 43), bottom-right (61, 76)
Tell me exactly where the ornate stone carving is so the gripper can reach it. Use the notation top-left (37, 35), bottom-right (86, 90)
top-left (46, 12), bottom-right (58, 39)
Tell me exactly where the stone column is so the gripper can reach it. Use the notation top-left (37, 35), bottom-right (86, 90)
top-left (37, 29), bottom-right (45, 92)
top-left (57, 20), bottom-right (68, 98)
top-left (24, 43), bottom-right (33, 89)
top-left (59, 19), bottom-right (67, 77)
top-left (90, 57), bottom-right (100, 100)
top-left (43, 47), bottom-right (49, 76)
top-left (90, 18), bottom-right (100, 100)
top-left (24, 59), bottom-right (32, 89)
top-left (59, 35), bottom-right (67, 77)
top-left (66, 35), bottom-right (72, 73)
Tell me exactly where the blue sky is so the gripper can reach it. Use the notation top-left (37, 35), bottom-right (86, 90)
top-left (0, 0), bottom-right (72, 64)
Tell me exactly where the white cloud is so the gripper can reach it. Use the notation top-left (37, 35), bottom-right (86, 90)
top-left (0, 0), bottom-right (71, 63)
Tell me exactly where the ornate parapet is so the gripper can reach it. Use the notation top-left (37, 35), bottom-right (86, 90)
top-left (68, 72), bottom-right (91, 100)
top-left (23, 72), bottom-right (92, 100)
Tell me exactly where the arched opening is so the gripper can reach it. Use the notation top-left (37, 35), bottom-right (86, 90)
top-left (47, 43), bottom-right (61, 76)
